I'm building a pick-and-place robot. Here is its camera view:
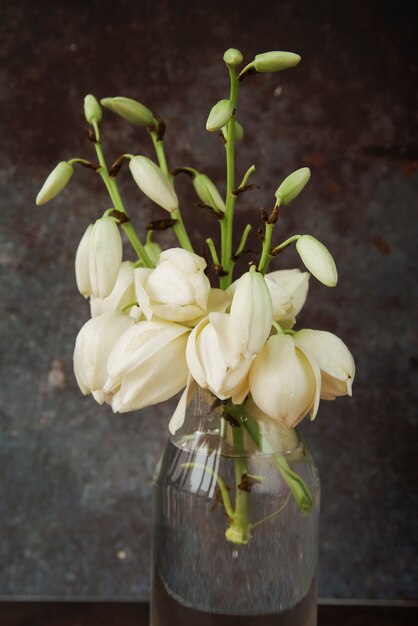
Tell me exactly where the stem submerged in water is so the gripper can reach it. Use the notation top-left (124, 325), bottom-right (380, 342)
top-left (225, 422), bottom-right (252, 545)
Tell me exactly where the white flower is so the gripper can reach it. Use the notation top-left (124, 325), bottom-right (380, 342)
top-left (73, 311), bottom-right (134, 397)
top-left (89, 217), bottom-right (123, 298)
top-left (296, 235), bottom-right (338, 287)
top-left (90, 262), bottom-right (136, 317)
top-left (186, 315), bottom-right (252, 403)
top-left (229, 269), bottom-right (273, 361)
top-left (135, 248), bottom-right (211, 324)
top-left (294, 329), bottom-right (355, 399)
top-left (264, 268), bottom-right (310, 327)
top-left (104, 320), bottom-right (190, 412)
top-left (129, 156), bottom-right (178, 212)
top-left (249, 333), bottom-right (320, 427)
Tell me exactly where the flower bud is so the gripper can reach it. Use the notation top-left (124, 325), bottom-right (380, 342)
top-left (84, 94), bottom-right (102, 124)
top-left (36, 161), bottom-right (74, 205)
top-left (193, 173), bottom-right (225, 213)
top-left (89, 217), bottom-right (123, 298)
top-left (294, 329), bottom-right (355, 399)
top-left (101, 96), bottom-right (155, 127)
top-left (229, 269), bottom-right (273, 361)
top-left (100, 97), bottom-right (116, 112)
top-left (223, 48), bottom-right (243, 66)
top-left (129, 156), bottom-right (179, 212)
top-left (275, 167), bottom-right (311, 206)
top-left (75, 224), bottom-right (93, 298)
top-left (206, 99), bottom-right (234, 132)
top-left (254, 51), bottom-right (301, 73)
top-left (221, 120), bottom-right (244, 143)
top-left (296, 235), bottom-right (338, 287)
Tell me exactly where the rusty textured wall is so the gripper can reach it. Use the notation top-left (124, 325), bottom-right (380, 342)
top-left (0, 0), bottom-right (417, 600)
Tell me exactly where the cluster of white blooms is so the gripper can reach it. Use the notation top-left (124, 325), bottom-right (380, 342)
top-left (73, 245), bottom-right (355, 430)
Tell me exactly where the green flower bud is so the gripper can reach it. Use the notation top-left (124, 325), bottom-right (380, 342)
top-left (221, 120), bottom-right (244, 143)
top-left (275, 167), bottom-right (311, 206)
top-left (254, 51), bottom-right (301, 72)
top-left (129, 156), bottom-right (179, 212)
top-left (206, 99), bottom-right (234, 133)
top-left (84, 94), bottom-right (102, 124)
top-left (101, 96), bottom-right (155, 127)
top-left (223, 48), bottom-right (243, 66)
top-left (36, 161), bottom-right (74, 205)
top-left (296, 235), bottom-right (338, 287)
top-left (193, 173), bottom-right (225, 213)
top-left (100, 97), bottom-right (116, 112)
top-left (240, 51), bottom-right (301, 78)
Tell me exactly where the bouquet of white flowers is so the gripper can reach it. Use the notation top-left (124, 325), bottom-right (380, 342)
top-left (37, 48), bottom-right (355, 547)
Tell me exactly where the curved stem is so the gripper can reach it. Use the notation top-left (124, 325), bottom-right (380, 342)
top-left (237, 164), bottom-right (256, 190)
top-left (234, 224), bottom-right (252, 259)
top-left (93, 142), bottom-right (152, 267)
top-left (206, 237), bottom-right (221, 266)
top-left (238, 405), bottom-right (313, 514)
top-left (270, 234), bottom-right (302, 256)
top-left (148, 130), bottom-right (194, 252)
top-left (181, 462), bottom-right (234, 520)
top-left (251, 492), bottom-right (291, 529)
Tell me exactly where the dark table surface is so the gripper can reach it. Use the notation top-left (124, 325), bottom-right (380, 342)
top-left (1, 602), bottom-right (417, 626)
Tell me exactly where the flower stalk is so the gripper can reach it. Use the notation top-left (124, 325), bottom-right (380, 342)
top-left (220, 65), bottom-right (240, 289)
top-left (92, 137), bottom-right (153, 267)
top-left (148, 128), bottom-right (194, 252)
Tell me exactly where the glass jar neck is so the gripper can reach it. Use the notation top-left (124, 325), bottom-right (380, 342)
top-left (171, 384), bottom-right (306, 460)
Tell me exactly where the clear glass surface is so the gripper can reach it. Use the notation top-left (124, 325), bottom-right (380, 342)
top-left (150, 388), bottom-right (320, 625)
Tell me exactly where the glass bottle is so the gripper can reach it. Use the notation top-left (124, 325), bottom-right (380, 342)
top-left (150, 386), bottom-right (320, 626)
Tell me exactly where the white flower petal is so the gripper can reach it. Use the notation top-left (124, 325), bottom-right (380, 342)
top-left (73, 311), bottom-right (134, 395)
top-left (294, 329), bottom-right (355, 399)
top-left (75, 224), bottom-right (93, 298)
top-left (89, 217), bottom-right (122, 298)
top-left (169, 375), bottom-right (196, 434)
top-left (249, 333), bottom-right (317, 427)
top-left (229, 270), bottom-right (273, 359)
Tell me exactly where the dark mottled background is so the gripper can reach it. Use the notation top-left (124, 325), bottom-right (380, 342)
top-left (0, 0), bottom-right (417, 601)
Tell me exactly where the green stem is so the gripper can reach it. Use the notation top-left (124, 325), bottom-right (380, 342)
top-left (237, 164), bottom-right (256, 190)
top-left (181, 462), bottom-right (234, 520)
top-left (220, 66), bottom-right (239, 290)
top-left (251, 492), bottom-right (291, 529)
top-left (234, 224), bottom-right (252, 259)
top-left (238, 405), bottom-right (313, 515)
top-left (270, 234), bottom-right (302, 256)
top-left (258, 222), bottom-right (274, 274)
top-left (206, 237), bottom-right (221, 266)
top-left (93, 142), bottom-right (152, 267)
top-left (225, 422), bottom-right (252, 545)
top-left (148, 130), bottom-right (194, 252)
